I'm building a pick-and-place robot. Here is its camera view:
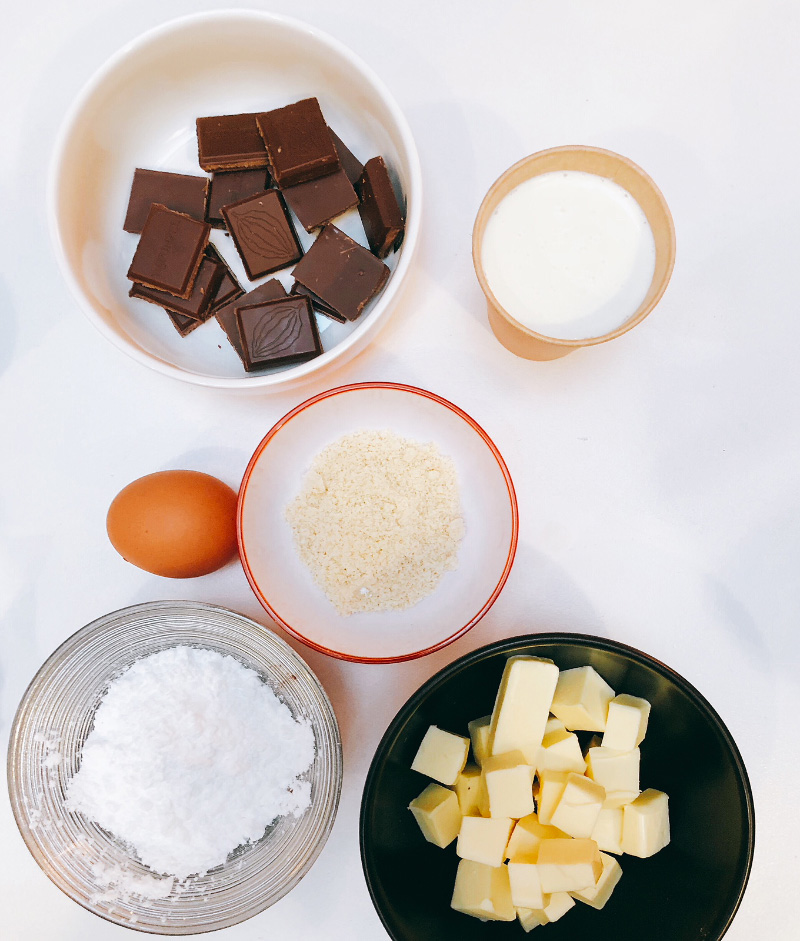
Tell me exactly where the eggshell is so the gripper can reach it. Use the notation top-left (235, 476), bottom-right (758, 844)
top-left (107, 470), bottom-right (239, 578)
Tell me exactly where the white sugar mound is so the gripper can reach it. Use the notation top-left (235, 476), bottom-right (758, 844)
top-left (66, 646), bottom-right (315, 879)
top-left (286, 430), bottom-right (465, 615)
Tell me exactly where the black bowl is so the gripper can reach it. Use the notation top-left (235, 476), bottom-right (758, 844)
top-left (360, 634), bottom-right (754, 941)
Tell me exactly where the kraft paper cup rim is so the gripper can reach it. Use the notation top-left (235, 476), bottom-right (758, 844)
top-left (472, 145), bottom-right (676, 359)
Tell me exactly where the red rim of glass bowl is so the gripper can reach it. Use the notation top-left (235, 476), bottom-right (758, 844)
top-left (237, 382), bottom-right (519, 664)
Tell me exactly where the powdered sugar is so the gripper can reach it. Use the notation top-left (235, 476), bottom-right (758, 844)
top-left (66, 645), bottom-right (315, 880)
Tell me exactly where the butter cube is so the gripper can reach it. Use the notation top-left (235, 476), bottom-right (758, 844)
top-left (534, 770), bottom-right (568, 825)
top-left (456, 815), bottom-right (514, 867)
top-left (508, 854), bottom-right (545, 909)
top-left (408, 783), bottom-right (462, 848)
top-left (455, 764), bottom-right (486, 817)
top-left (602, 694), bottom-right (650, 751)
top-left (488, 657), bottom-right (559, 763)
top-left (603, 789), bottom-right (640, 809)
top-left (536, 838), bottom-right (602, 893)
top-left (550, 773), bottom-right (605, 839)
top-left (451, 858), bottom-right (515, 921)
top-left (545, 715), bottom-right (566, 736)
top-left (590, 805), bottom-right (623, 854)
top-left (570, 852), bottom-right (623, 909)
top-left (621, 789), bottom-right (670, 857)
top-left (586, 746), bottom-right (640, 793)
top-left (411, 725), bottom-right (469, 786)
top-left (517, 906), bottom-right (549, 932)
top-left (506, 813), bottom-right (568, 860)
top-left (536, 728), bottom-right (587, 775)
top-left (550, 666), bottom-right (615, 732)
top-left (541, 891), bottom-right (575, 922)
top-left (468, 715), bottom-right (492, 766)
top-left (483, 751), bottom-right (535, 819)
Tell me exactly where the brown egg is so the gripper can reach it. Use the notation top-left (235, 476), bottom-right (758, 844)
top-left (107, 470), bottom-right (239, 578)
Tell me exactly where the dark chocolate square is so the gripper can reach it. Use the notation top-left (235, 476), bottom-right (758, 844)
top-left (123, 169), bottom-right (209, 234)
top-left (282, 168), bottom-right (358, 232)
top-left (291, 224), bottom-right (389, 322)
top-left (235, 295), bottom-right (321, 371)
top-left (215, 278), bottom-right (287, 362)
top-left (357, 156), bottom-right (405, 258)
top-left (196, 113), bottom-right (270, 171)
top-left (206, 169), bottom-right (271, 228)
top-left (167, 310), bottom-right (204, 337)
top-left (221, 190), bottom-right (303, 280)
top-left (290, 281), bottom-right (346, 323)
top-left (256, 98), bottom-right (339, 187)
top-left (129, 250), bottom-right (224, 320)
top-left (127, 204), bottom-right (210, 299)
top-left (329, 128), bottom-right (364, 186)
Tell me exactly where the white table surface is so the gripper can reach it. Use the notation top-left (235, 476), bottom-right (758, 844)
top-left (2, 1), bottom-right (797, 938)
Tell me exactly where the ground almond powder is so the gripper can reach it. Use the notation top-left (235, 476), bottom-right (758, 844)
top-left (286, 430), bottom-right (465, 615)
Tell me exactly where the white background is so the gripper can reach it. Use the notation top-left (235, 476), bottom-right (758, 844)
top-left (1, 1), bottom-right (798, 938)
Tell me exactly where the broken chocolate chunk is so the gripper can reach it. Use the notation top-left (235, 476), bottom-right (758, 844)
top-left (127, 204), bottom-right (210, 299)
top-left (206, 168), bottom-right (271, 228)
top-left (204, 243), bottom-right (243, 313)
top-left (357, 156), bottom-right (405, 258)
top-left (256, 98), bottom-right (339, 187)
top-left (222, 190), bottom-right (303, 280)
top-left (329, 128), bottom-right (364, 186)
top-left (196, 113), bottom-right (270, 171)
top-left (215, 277), bottom-right (287, 362)
top-left (129, 250), bottom-right (224, 320)
top-left (236, 295), bottom-right (321, 371)
top-left (124, 169), bottom-right (209, 234)
top-left (291, 224), bottom-right (389, 322)
top-left (282, 167), bottom-right (358, 232)
top-left (290, 281), bottom-right (346, 323)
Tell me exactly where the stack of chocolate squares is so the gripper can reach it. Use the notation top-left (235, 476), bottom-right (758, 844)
top-left (124, 96), bottom-right (405, 372)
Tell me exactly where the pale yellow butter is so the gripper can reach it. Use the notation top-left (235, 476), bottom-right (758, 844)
top-left (590, 805), bottom-right (623, 854)
top-left (516, 905), bottom-right (549, 932)
top-left (536, 837), bottom-right (602, 893)
top-left (408, 783), bottom-right (462, 848)
top-left (550, 772), bottom-right (605, 839)
top-left (505, 813), bottom-right (568, 861)
top-left (455, 764), bottom-right (486, 817)
top-left (621, 789), bottom-right (670, 857)
top-left (488, 657), bottom-right (559, 763)
top-left (456, 815), bottom-right (514, 867)
top-left (451, 858), bottom-right (515, 921)
top-left (483, 751), bottom-right (535, 819)
top-left (508, 854), bottom-right (545, 909)
top-left (602, 693), bottom-right (650, 751)
top-left (541, 891), bottom-right (575, 922)
top-left (468, 715), bottom-right (492, 766)
top-left (536, 727), bottom-right (587, 775)
top-left (535, 770), bottom-right (568, 825)
top-left (550, 666), bottom-right (615, 732)
top-left (570, 851), bottom-right (623, 909)
top-left (586, 746), bottom-right (640, 793)
top-left (411, 725), bottom-right (469, 786)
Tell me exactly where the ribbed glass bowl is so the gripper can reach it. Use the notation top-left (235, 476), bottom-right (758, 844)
top-left (7, 601), bottom-right (342, 934)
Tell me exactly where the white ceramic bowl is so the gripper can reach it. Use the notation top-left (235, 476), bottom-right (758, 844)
top-left (48, 10), bottom-right (421, 390)
top-left (238, 383), bottom-right (519, 663)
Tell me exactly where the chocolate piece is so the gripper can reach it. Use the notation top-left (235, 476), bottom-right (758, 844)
top-left (290, 281), bottom-right (346, 323)
top-left (196, 113), bottom-right (270, 171)
top-left (206, 169), bottom-right (271, 228)
top-left (282, 168), bottom-right (358, 232)
top-left (329, 128), bottom-right (364, 186)
top-left (236, 295), bottom-right (321, 371)
top-left (357, 156), bottom-right (405, 258)
top-left (167, 310), bottom-right (204, 337)
top-left (123, 169), bottom-right (209, 234)
top-left (215, 278), bottom-right (287, 362)
top-left (221, 190), bottom-right (303, 280)
top-left (203, 243), bottom-right (243, 312)
top-left (256, 98), bottom-right (339, 187)
top-left (127, 204), bottom-right (210, 299)
top-left (292, 224), bottom-right (390, 322)
top-left (129, 250), bottom-right (224, 320)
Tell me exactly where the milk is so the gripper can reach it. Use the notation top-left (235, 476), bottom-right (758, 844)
top-left (481, 171), bottom-right (656, 340)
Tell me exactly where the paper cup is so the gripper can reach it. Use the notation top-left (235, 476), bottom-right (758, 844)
top-left (472, 146), bottom-right (676, 361)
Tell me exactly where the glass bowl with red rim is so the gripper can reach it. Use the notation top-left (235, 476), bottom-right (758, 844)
top-left (237, 382), bottom-right (519, 663)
